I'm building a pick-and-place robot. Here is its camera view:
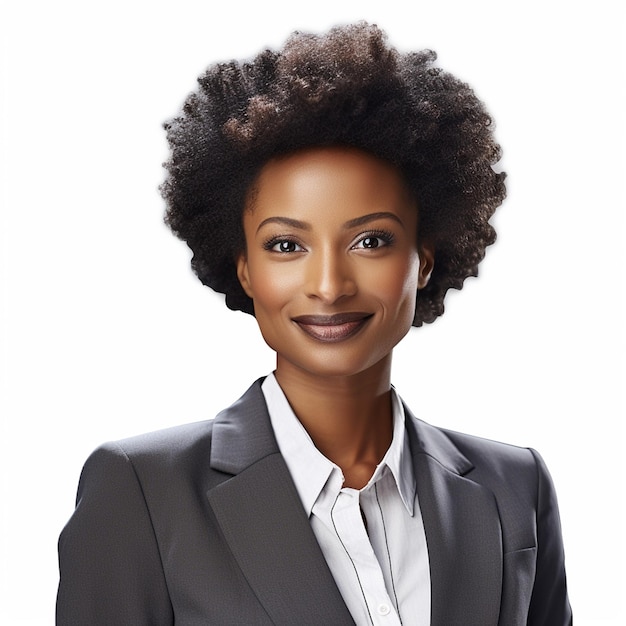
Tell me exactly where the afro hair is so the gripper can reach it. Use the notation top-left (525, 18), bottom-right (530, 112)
top-left (161, 22), bottom-right (506, 325)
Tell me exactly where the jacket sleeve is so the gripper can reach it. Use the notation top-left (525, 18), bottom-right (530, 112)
top-left (56, 443), bottom-right (174, 625)
top-left (527, 448), bottom-right (573, 626)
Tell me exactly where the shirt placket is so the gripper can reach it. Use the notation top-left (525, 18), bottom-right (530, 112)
top-left (331, 487), bottom-right (402, 626)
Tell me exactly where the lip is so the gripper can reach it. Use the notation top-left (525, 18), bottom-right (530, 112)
top-left (292, 312), bottom-right (373, 342)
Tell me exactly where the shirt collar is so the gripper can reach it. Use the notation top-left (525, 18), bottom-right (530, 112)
top-left (262, 373), bottom-right (416, 516)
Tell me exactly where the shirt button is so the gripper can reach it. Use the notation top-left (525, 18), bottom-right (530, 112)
top-left (377, 603), bottom-right (391, 616)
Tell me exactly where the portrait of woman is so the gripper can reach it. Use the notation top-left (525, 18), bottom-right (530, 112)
top-left (1, 3), bottom-right (623, 625)
top-left (53, 22), bottom-right (572, 625)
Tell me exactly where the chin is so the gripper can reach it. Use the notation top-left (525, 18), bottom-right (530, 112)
top-left (280, 350), bottom-right (392, 381)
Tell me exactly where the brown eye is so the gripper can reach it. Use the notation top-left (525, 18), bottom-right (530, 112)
top-left (352, 230), bottom-right (395, 250)
top-left (362, 237), bottom-right (379, 249)
top-left (264, 239), bottom-right (304, 253)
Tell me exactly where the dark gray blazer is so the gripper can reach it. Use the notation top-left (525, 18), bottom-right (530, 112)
top-left (57, 379), bottom-right (571, 625)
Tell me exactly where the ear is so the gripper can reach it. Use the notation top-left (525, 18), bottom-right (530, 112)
top-left (417, 243), bottom-right (435, 289)
top-left (236, 252), bottom-right (254, 298)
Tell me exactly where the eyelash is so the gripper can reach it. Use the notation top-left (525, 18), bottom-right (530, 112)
top-left (352, 229), bottom-right (396, 249)
top-left (263, 236), bottom-right (304, 253)
top-left (262, 229), bottom-right (396, 253)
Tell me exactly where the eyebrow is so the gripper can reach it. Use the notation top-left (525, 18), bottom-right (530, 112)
top-left (255, 212), bottom-right (404, 234)
top-left (256, 216), bottom-right (310, 234)
top-left (344, 212), bottom-right (404, 229)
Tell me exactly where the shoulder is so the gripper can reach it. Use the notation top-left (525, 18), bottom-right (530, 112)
top-left (99, 419), bottom-right (215, 464)
top-left (407, 410), bottom-right (541, 485)
top-left (58, 425), bottom-right (216, 624)
top-left (77, 419), bottom-right (224, 503)
top-left (77, 377), bottom-right (271, 501)
top-left (440, 426), bottom-right (539, 475)
top-left (437, 425), bottom-right (547, 502)
top-left (422, 422), bottom-right (565, 552)
top-left (408, 416), bottom-right (553, 537)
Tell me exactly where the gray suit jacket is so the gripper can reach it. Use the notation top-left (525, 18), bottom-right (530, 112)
top-left (57, 379), bottom-right (572, 625)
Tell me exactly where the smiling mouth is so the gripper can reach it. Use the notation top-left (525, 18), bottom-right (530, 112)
top-left (292, 312), bottom-right (373, 342)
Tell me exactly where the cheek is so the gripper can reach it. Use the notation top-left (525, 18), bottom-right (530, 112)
top-left (364, 255), bottom-right (420, 311)
top-left (247, 263), bottom-right (299, 312)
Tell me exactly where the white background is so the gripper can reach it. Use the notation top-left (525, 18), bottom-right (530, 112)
top-left (1, 1), bottom-right (624, 623)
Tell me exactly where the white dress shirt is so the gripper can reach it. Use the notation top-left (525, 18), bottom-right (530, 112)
top-left (262, 374), bottom-right (430, 626)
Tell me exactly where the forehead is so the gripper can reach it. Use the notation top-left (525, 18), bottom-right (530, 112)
top-left (245, 146), bottom-right (416, 224)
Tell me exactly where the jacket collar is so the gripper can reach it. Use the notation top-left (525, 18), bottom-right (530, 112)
top-left (207, 378), bottom-right (355, 624)
top-left (208, 379), bottom-right (503, 624)
top-left (403, 402), bottom-right (475, 475)
top-left (210, 377), bottom-right (278, 474)
top-left (210, 378), bottom-right (476, 477)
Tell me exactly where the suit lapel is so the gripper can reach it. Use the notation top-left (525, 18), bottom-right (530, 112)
top-left (207, 381), bottom-right (504, 623)
top-left (207, 380), bottom-right (354, 624)
top-left (405, 408), bottom-right (503, 624)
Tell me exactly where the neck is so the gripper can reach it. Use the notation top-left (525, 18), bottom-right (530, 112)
top-left (274, 354), bottom-right (394, 488)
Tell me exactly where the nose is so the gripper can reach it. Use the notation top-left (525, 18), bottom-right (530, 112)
top-left (304, 248), bottom-right (357, 304)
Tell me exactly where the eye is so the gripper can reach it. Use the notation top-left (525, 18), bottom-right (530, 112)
top-left (352, 230), bottom-right (395, 250)
top-left (359, 236), bottom-right (382, 249)
top-left (264, 238), bottom-right (304, 253)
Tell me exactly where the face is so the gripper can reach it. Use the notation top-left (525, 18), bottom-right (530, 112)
top-left (237, 146), bottom-right (433, 381)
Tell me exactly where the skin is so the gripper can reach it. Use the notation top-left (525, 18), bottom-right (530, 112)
top-left (237, 147), bottom-right (433, 489)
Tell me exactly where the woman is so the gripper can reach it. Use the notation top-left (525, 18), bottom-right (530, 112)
top-left (57, 23), bottom-right (572, 625)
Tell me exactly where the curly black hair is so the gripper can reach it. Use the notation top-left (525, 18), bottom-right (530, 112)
top-left (161, 22), bottom-right (506, 326)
